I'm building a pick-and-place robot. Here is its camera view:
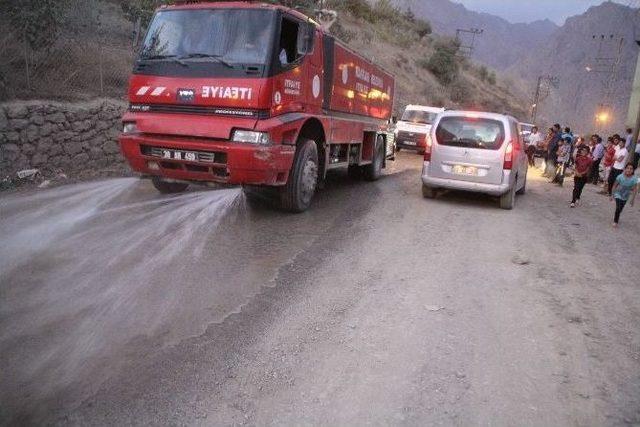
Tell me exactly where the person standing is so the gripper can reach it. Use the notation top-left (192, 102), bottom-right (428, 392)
top-left (607, 136), bottom-right (629, 196)
top-left (571, 146), bottom-right (593, 207)
top-left (601, 137), bottom-right (616, 192)
top-left (553, 137), bottom-right (570, 185)
top-left (527, 126), bottom-right (543, 167)
top-left (625, 128), bottom-right (633, 150)
top-left (589, 135), bottom-right (604, 185)
top-left (545, 124), bottom-right (562, 178)
top-left (634, 135), bottom-right (640, 170)
top-left (610, 163), bottom-right (638, 227)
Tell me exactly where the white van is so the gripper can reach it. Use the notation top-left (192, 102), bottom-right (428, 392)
top-left (395, 105), bottom-right (445, 154)
top-left (421, 110), bottom-right (528, 210)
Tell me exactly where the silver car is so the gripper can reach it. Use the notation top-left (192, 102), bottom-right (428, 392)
top-left (421, 111), bottom-right (528, 210)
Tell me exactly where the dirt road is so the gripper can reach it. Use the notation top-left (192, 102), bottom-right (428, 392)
top-left (1, 153), bottom-right (639, 425)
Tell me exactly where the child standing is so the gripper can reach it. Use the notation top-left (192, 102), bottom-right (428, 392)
top-left (610, 163), bottom-right (638, 227)
top-left (552, 137), bottom-right (570, 186)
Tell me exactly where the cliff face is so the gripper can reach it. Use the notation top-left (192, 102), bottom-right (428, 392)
top-left (391, 0), bottom-right (558, 70)
top-left (507, 1), bottom-right (640, 132)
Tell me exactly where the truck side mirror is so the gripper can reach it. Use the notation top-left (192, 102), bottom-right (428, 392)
top-left (297, 23), bottom-right (314, 55)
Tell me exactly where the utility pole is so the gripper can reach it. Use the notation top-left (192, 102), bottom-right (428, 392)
top-left (531, 75), bottom-right (559, 123)
top-left (455, 28), bottom-right (483, 57)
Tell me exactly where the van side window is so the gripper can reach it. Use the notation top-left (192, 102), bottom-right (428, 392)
top-left (278, 18), bottom-right (301, 66)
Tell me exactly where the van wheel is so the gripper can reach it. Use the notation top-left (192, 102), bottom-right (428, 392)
top-left (364, 135), bottom-right (385, 181)
top-left (280, 139), bottom-right (318, 213)
top-left (516, 174), bottom-right (527, 195)
top-left (422, 184), bottom-right (436, 199)
top-left (500, 185), bottom-right (516, 210)
top-left (151, 177), bottom-right (189, 194)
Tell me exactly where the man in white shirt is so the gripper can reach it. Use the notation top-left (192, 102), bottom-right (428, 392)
top-left (527, 126), bottom-right (543, 167)
top-left (608, 136), bottom-right (629, 195)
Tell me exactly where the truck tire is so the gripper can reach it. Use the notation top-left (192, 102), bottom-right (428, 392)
top-left (422, 184), bottom-right (436, 199)
top-left (280, 139), bottom-right (319, 212)
top-left (499, 185), bottom-right (516, 210)
top-left (151, 177), bottom-right (189, 194)
top-left (364, 135), bottom-right (384, 181)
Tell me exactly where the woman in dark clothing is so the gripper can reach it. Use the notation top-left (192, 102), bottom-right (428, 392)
top-left (570, 146), bottom-right (593, 207)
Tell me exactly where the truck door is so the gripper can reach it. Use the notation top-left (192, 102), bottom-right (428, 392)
top-left (272, 14), bottom-right (315, 115)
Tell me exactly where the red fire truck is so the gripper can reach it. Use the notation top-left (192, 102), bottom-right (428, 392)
top-left (119, 1), bottom-right (396, 212)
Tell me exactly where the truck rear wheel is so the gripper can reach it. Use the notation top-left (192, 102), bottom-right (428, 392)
top-left (280, 139), bottom-right (318, 213)
top-left (364, 135), bottom-right (385, 181)
top-left (151, 177), bottom-right (189, 194)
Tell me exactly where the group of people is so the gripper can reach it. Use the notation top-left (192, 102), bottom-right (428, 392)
top-left (526, 124), bottom-right (639, 227)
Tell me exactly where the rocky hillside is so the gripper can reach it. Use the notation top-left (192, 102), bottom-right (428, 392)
top-left (330, 2), bottom-right (529, 119)
top-left (390, 0), bottom-right (558, 70)
top-left (507, 1), bottom-right (640, 132)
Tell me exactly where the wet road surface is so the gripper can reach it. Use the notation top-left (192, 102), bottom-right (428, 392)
top-left (1, 153), bottom-right (639, 425)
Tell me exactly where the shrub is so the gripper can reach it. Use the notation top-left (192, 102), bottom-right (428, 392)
top-left (426, 38), bottom-right (460, 85)
top-left (330, 21), bottom-right (356, 43)
top-left (414, 19), bottom-right (432, 38)
top-left (3, 0), bottom-right (69, 50)
top-left (477, 65), bottom-right (489, 82)
top-left (487, 71), bottom-right (497, 85)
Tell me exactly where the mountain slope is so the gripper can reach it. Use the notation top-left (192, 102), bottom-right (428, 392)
top-left (390, 0), bottom-right (558, 70)
top-left (507, 1), bottom-right (640, 132)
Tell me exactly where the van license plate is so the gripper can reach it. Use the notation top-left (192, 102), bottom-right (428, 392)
top-left (453, 165), bottom-right (478, 175)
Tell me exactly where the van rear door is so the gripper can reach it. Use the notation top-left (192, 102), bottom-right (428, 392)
top-left (430, 116), bottom-right (506, 185)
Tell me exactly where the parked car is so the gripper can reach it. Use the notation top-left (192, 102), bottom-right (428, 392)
top-left (421, 110), bottom-right (528, 209)
top-left (394, 105), bottom-right (444, 154)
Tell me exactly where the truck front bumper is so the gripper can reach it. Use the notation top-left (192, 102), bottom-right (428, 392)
top-left (119, 134), bottom-right (296, 186)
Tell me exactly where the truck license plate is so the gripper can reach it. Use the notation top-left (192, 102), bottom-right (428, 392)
top-left (162, 149), bottom-right (198, 161)
top-left (403, 140), bottom-right (416, 146)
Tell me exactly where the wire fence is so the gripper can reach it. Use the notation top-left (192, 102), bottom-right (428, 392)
top-left (0, 0), bottom-right (138, 102)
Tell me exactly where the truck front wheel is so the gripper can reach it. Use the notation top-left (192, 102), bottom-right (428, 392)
top-left (151, 177), bottom-right (189, 194)
top-left (280, 139), bottom-right (319, 212)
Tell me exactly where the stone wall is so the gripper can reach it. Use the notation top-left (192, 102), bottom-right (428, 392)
top-left (0, 100), bottom-right (127, 181)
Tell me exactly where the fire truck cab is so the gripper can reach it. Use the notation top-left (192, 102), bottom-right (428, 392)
top-left (119, 1), bottom-right (396, 212)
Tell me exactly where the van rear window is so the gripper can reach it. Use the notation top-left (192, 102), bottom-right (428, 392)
top-left (435, 117), bottom-right (505, 150)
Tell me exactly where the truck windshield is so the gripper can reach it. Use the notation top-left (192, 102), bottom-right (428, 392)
top-left (140, 9), bottom-right (275, 67)
top-left (435, 117), bottom-right (505, 150)
top-left (401, 110), bottom-right (438, 125)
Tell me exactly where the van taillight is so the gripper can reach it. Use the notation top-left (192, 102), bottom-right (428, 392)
top-left (424, 135), bottom-right (433, 161)
top-left (503, 141), bottom-right (513, 170)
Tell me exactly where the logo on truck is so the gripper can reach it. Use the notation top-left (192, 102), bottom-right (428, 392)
top-left (201, 86), bottom-right (253, 100)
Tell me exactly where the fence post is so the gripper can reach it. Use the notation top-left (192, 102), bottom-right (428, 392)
top-left (23, 29), bottom-right (30, 91)
top-left (99, 45), bottom-right (104, 96)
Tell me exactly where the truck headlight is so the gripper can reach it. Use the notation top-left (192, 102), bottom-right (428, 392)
top-left (123, 122), bottom-right (138, 134)
top-left (232, 130), bottom-right (270, 145)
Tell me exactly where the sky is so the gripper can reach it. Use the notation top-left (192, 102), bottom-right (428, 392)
top-left (454, 0), bottom-right (632, 24)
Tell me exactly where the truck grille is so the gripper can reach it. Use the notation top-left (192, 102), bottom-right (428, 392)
top-left (130, 103), bottom-right (269, 119)
top-left (140, 145), bottom-right (227, 164)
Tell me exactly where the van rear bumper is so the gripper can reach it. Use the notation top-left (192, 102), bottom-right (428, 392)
top-left (421, 161), bottom-right (512, 196)
top-left (119, 134), bottom-right (296, 186)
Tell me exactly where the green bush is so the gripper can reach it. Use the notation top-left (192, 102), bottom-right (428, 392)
top-left (426, 38), bottom-right (460, 85)
top-left (3, 0), bottom-right (69, 50)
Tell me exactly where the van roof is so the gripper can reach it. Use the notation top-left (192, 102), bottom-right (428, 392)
top-left (405, 105), bottom-right (445, 113)
top-left (438, 110), bottom-right (517, 122)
